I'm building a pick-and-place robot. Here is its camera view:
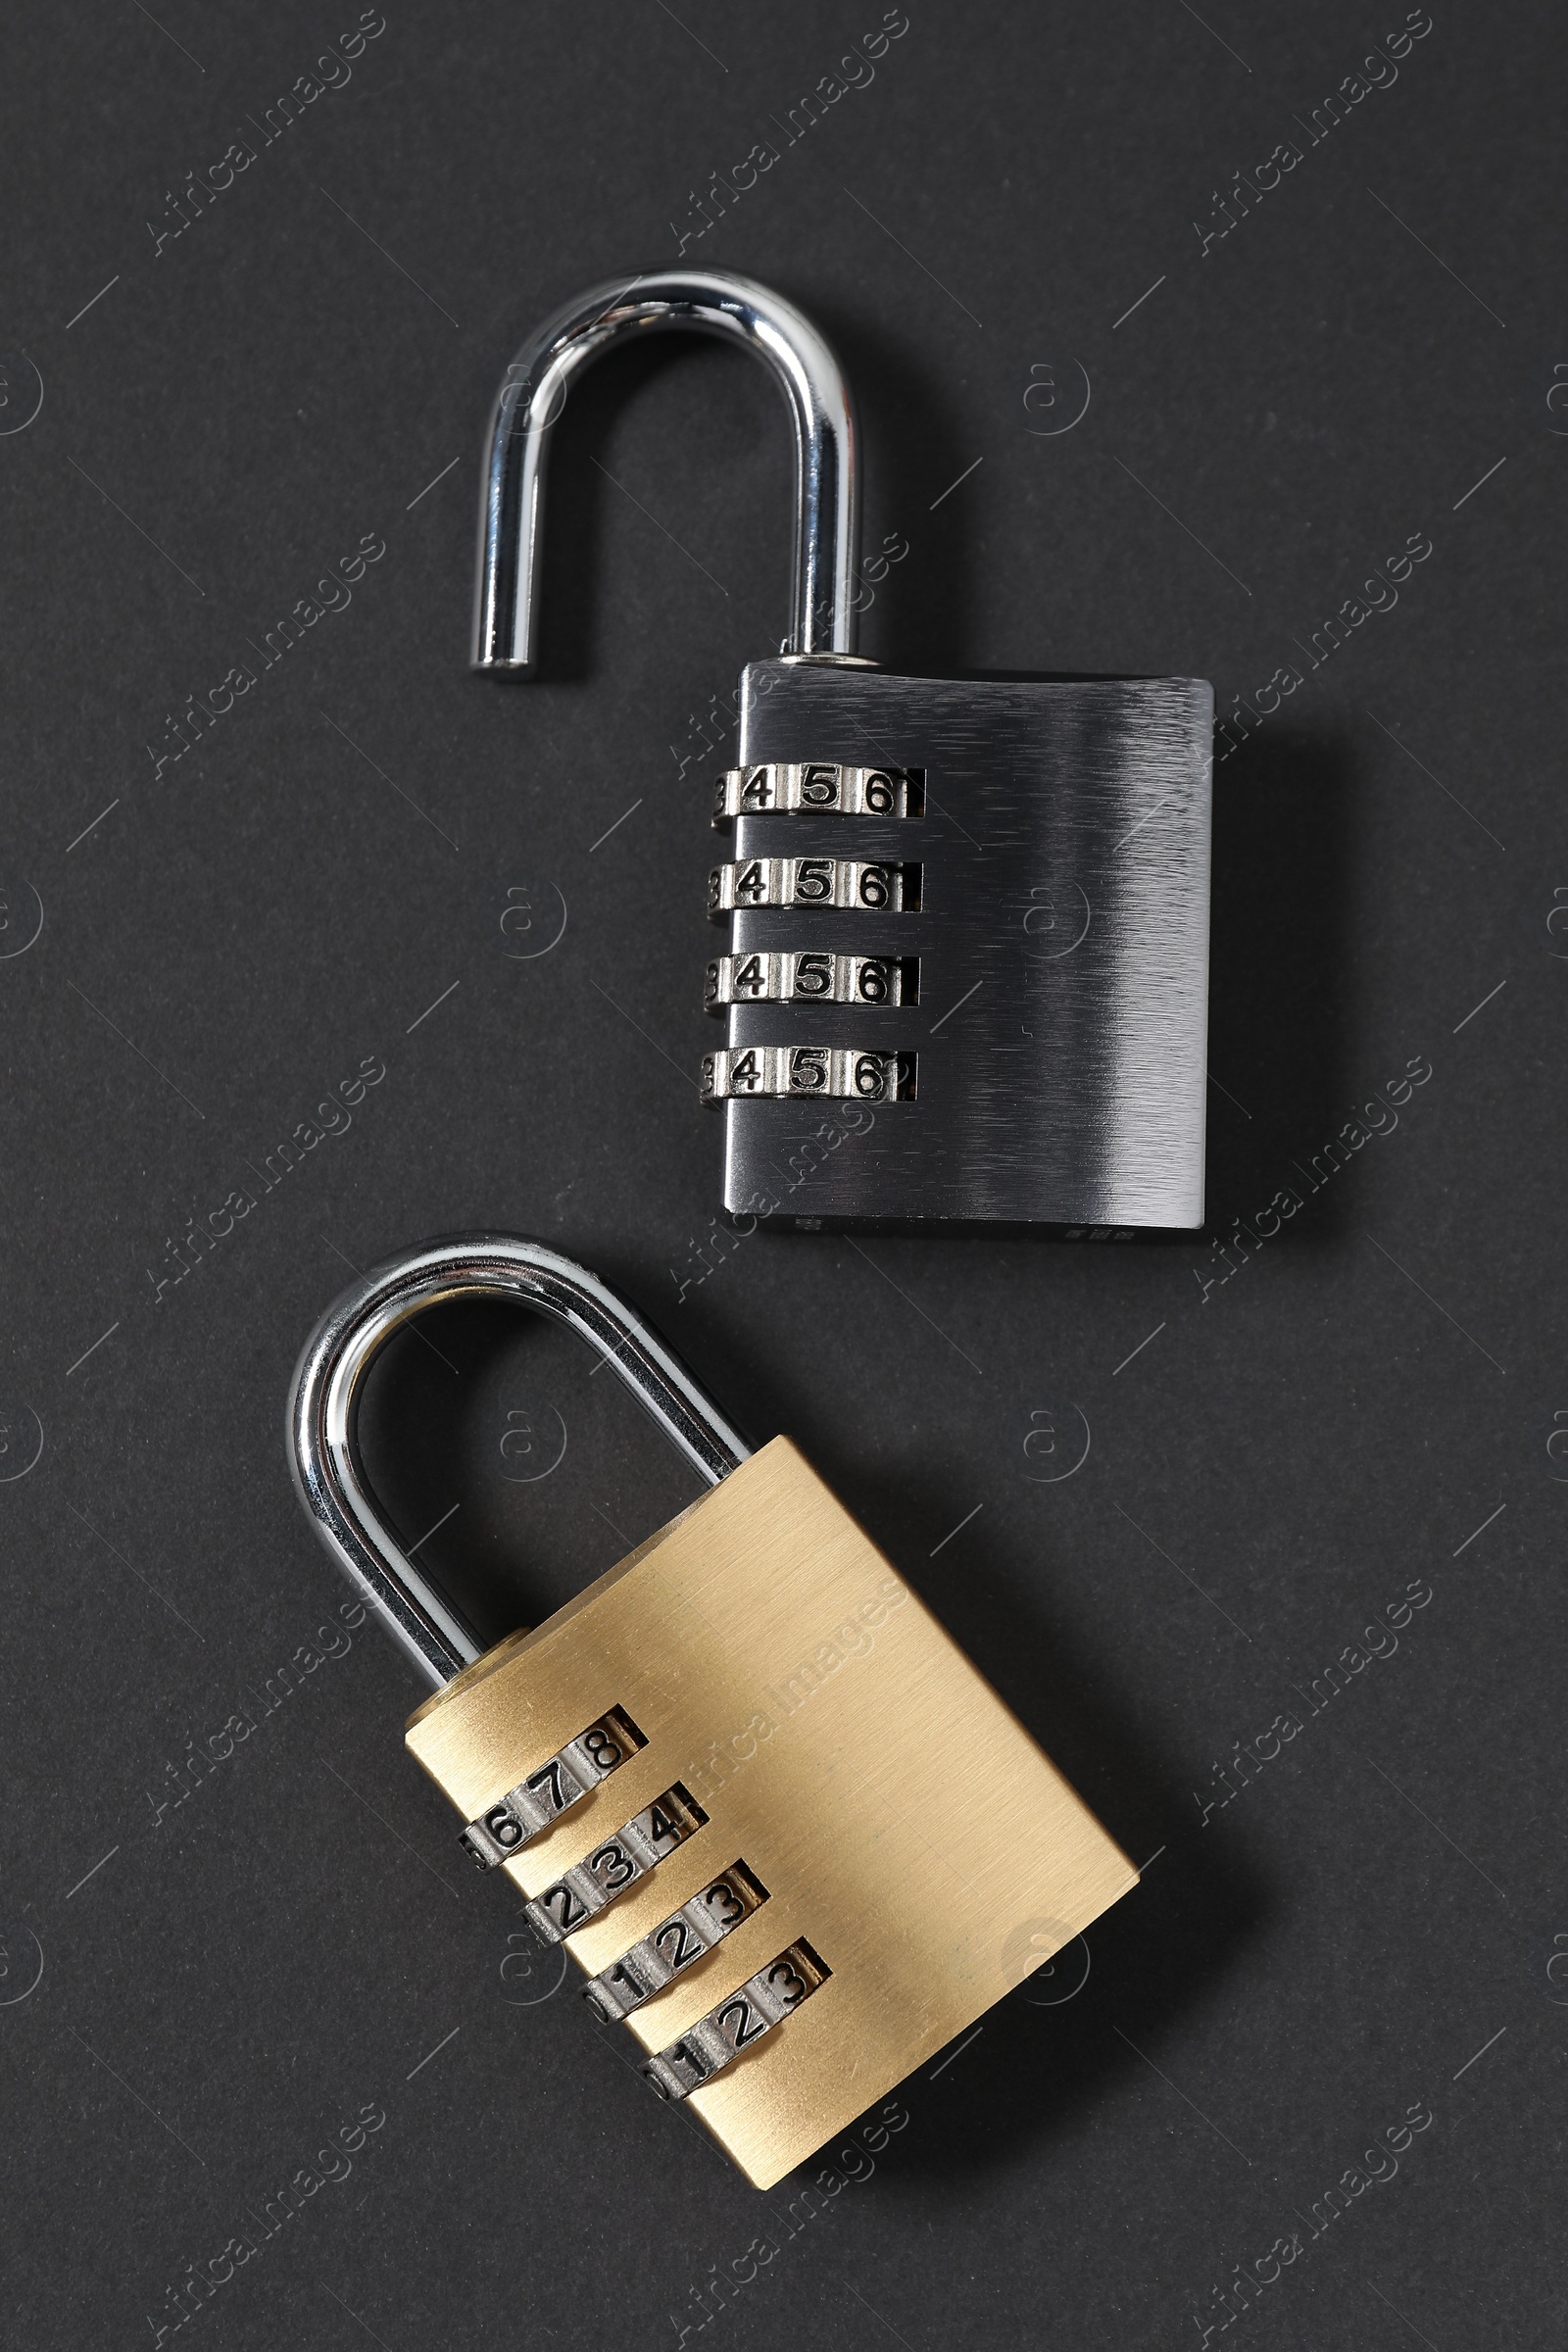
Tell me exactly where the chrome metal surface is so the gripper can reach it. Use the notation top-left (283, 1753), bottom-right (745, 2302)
top-left (719, 662), bottom-right (1213, 1230)
top-left (473, 270), bottom-right (859, 671)
top-left (286, 1234), bottom-right (752, 1691)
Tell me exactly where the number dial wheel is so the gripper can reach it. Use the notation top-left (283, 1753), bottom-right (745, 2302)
top-left (581, 1864), bottom-right (768, 2023)
top-left (458, 1709), bottom-right (642, 1869)
top-left (701, 1047), bottom-right (913, 1106)
top-left (712, 762), bottom-right (920, 824)
top-left (704, 951), bottom-right (914, 1013)
top-left (643, 1940), bottom-right (831, 2101)
top-left (708, 858), bottom-right (917, 918)
top-left (522, 1786), bottom-right (707, 1944)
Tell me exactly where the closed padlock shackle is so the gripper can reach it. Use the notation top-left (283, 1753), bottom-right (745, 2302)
top-left (471, 269), bottom-right (861, 673)
top-left (286, 1234), bottom-right (751, 1692)
top-left (285, 1233), bottom-right (1140, 2185)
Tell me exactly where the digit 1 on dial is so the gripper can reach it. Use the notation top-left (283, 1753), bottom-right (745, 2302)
top-left (581, 1863), bottom-right (769, 2022)
top-left (642, 1939), bottom-right (831, 2100)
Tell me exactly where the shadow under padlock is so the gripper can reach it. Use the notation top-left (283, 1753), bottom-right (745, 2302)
top-left (472, 270), bottom-right (1213, 1236)
top-left (288, 1235), bottom-right (1144, 2190)
top-left (1205, 724), bottom-right (1361, 1236)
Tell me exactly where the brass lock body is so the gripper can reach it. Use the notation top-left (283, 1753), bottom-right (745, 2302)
top-left (289, 1238), bottom-right (1137, 2189)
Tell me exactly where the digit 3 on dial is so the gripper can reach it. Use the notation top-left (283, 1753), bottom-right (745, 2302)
top-left (582, 1861), bottom-right (769, 2021)
top-left (523, 1783), bottom-right (708, 1943)
top-left (644, 1940), bottom-right (832, 2102)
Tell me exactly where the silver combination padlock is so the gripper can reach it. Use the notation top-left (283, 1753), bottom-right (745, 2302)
top-left (473, 270), bottom-right (1212, 1234)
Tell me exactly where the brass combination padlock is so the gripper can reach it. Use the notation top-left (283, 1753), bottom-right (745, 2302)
top-left (472, 270), bottom-right (1212, 1234)
top-left (288, 1237), bottom-right (1138, 2188)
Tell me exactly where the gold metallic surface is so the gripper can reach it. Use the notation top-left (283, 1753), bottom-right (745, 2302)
top-left (406, 1438), bottom-right (1138, 2188)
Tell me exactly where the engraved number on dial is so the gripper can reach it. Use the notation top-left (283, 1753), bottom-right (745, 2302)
top-left (540, 1884), bottom-right (588, 1934)
top-left (654, 1919), bottom-right (698, 1970)
top-left (578, 1725), bottom-right (623, 1773)
top-left (716, 1995), bottom-right (767, 2050)
top-left (580, 1865), bottom-right (769, 2024)
top-left (523, 1785), bottom-right (708, 1945)
top-left (702, 1881), bottom-right (747, 1929)
top-left (524, 1757), bottom-right (564, 1813)
top-left (458, 1707), bottom-right (644, 1872)
top-left (479, 1804), bottom-right (525, 1852)
top-left (767, 1958), bottom-right (809, 2007)
top-left (712, 762), bottom-right (920, 824)
top-left (704, 952), bottom-right (916, 1013)
top-left (701, 1047), bottom-right (915, 1106)
top-left (708, 858), bottom-right (919, 919)
top-left (588, 1840), bottom-right (637, 1892)
top-left (641, 1939), bottom-right (831, 2101)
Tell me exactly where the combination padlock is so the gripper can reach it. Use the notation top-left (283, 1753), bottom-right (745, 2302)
top-left (473, 270), bottom-right (1212, 1233)
top-left (288, 1236), bottom-right (1138, 2187)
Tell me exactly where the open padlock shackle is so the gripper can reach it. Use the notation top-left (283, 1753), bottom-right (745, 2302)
top-left (286, 1234), bottom-right (752, 1692)
top-left (472, 269), bottom-right (860, 673)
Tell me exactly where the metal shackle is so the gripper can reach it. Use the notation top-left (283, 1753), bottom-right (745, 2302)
top-left (471, 269), bottom-right (861, 673)
top-left (286, 1234), bottom-right (752, 1692)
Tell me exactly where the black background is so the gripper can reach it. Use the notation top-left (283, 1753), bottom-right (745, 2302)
top-left (2, 5), bottom-right (1563, 2347)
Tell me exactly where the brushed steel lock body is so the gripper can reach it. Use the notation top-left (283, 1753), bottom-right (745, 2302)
top-left (473, 269), bottom-right (1213, 1234)
top-left (712, 663), bottom-right (1211, 1229)
top-left (287, 1236), bottom-right (1138, 2189)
